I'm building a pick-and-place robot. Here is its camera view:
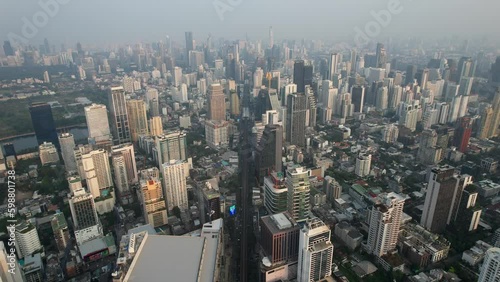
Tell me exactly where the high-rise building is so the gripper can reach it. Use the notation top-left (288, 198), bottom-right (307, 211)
top-left (453, 117), bottom-right (472, 153)
top-left (29, 102), bottom-right (59, 148)
top-left (376, 86), bottom-right (389, 111)
top-left (286, 93), bottom-right (307, 147)
top-left (355, 153), bottom-right (371, 177)
top-left (260, 212), bottom-right (300, 264)
top-left (454, 185), bottom-right (481, 232)
top-left (381, 124), bottom-right (399, 144)
top-left (3, 41), bottom-right (14, 56)
top-left (399, 100), bottom-right (421, 132)
top-left (263, 171), bottom-right (288, 214)
top-left (149, 116), bottom-right (163, 136)
top-left (420, 165), bottom-right (473, 233)
top-left (108, 86), bottom-right (131, 144)
top-left (351, 85), bottom-right (365, 113)
top-left (230, 91), bottom-right (240, 116)
top-left (51, 212), bottom-right (70, 252)
top-left (82, 149), bottom-right (113, 199)
top-left (293, 60), bottom-right (313, 93)
top-left (488, 89), bottom-right (500, 138)
top-left (456, 56), bottom-right (475, 82)
top-left (328, 53), bottom-right (340, 80)
top-left (207, 84), bottom-right (226, 121)
top-left (173, 66), bottom-right (183, 87)
top-left (478, 248), bottom-right (500, 282)
top-left (205, 120), bottom-right (229, 149)
top-left (111, 143), bottom-right (137, 184)
top-left (323, 176), bottom-right (341, 203)
top-left (59, 133), bottom-right (77, 172)
top-left (185, 31), bottom-right (194, 64)
top-left (491, 57), bottom-right (500, 85)
top-left (417, 129), bottom-right (442, 165)
top-left (366, 193), bottom-right (405, 257)
top-left (15, 221), bottom-right (42, 259)
top-left (376, 43), bottom-right (387, 68)
top-left (161, 160), bottom-right (189, 212)
top-left (478, 105), bottom-right (494, 139)
top-left (256, 124), bottom-right (283, 182)
top-left (405, 64), bottom-right (417, 85)
top-left (155, 131), bottom-right (187, 165)
top-left (287, 166), bottom-right (310, 222)
top-left (39, 142), bottom-right (59, 165)
top-left (140, 176), bottom-right (168, 228)
top-left (297, 218), bottom-right (334, 282)
top-left (126, 99), bottom-right (149, 143)
top-left (84, 104), bottom-right (112, 146)
top-left (0, 242), bottom-right (24, 282)
top-left (69, 188), bottom-right (103, 245)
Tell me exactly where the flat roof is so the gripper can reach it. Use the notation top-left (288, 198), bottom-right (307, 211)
top-left (271, 213), bottom-right (292, 230)
top-left (124, 234), bottom-right (217, 282)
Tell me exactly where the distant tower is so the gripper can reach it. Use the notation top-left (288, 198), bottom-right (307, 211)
top-left (108, 86), bottom-right (131, 144)
top-left (29, 102), bottom-right (59, 148)
top-left (297, 218), bottom-right (334, 282)
top-left (286, 93), bottom-right (307, 147)
top-left (3, 40), bottom-right (14, 56)
top-left (207, 84), bottom-right (226, 121)
top-left (58, 133), bottom-right (77, 172)
top-left (269, 26), bottom-right (274, 49)
top-left (43, 71), bottom-right (50, 83)
top-left (478, 248), bottom-right (500, 282)
top-left (185, 31), bottom-right (194, 64)
top-left (453, 117), bottom-right (472, 153)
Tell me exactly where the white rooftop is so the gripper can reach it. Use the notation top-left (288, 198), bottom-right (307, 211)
top-left (271, 213), bottom-right (292, 230)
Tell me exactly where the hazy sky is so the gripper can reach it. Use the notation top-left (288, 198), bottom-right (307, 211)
top-left (1, 0), bottom-right (499, 47)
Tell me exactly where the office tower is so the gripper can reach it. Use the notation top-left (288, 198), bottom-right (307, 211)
top-left (376, 86), bottom-right (388, 111)
top-left (323, 176), bottom-right (341, 203)
top-left (254, 67), bottom-right (264, 88)
top-left (376, 43), bottom-right (387, 68)
top-left (453, 117), bottom-right (472, 153)
top-left (146, 88), bottom-right (159, 108)
top-left (293, 60), bottom-right (312, 93)
top-left (0, 242), bottom-right (24, 282)
top-left (478, 248), bottom-right (500, 282)
top-left (260, 212), bottom-right (300, 264)
top-left (335, 92), bottom-right (354, 118)
top-left (201, 184), bottom-right (221, 223)
top-left (207, 83), bottom-right (226, 121)
top-left (381, 124), bottom-right (399, 143)
top-left (263, 171), bottom-right (288, 214)
top-left (286, 166), bottom-right (311, 222)
top-left (491, 57), bottom-right (500, 85)
top-left (366, 193), bottom-right (405, 257)
top-left (140, 176), bottom-right (168, 228)
top-left (415, 68), bottom-right (430, 89)
top-left (328, 53), bottom-right (340, 80)
top-left (269, 26), bottom-right (274, 48)
top-left (405, 64), bottom-right (417, 85)
top-left (126, 99), bottom-right (149, 143)
top-left (436, 102), bottom-right (449, 124)
top-left (205, 120), bottom-right (229, 148)
top-left (108, 87), bottom-right (131, 144)
top-left (82, 149), bottom-right (113, 199)
top-left (478, 105), bottom-right (494, 139)
top-left (488, 89), bottom-right (500, 138)
top-left (15, 221), bottom-right (42, 259)
top-left (161, 160), bottom-right (189, 212)
top-left (173, 66), bottom-right (183, 87)
top-left (189, 50), bottom-right (204, 70)
top-left (417, 129), bottom-right (442, 165)
top-left (456, 56), bottom-right (475, 82)
top-left (85, 104), bottom-right (112, 146)
top-left (447, 95), bottom-right (463, 123)
top-left (388, 85), bottom-right (402, 109)
top-left (351, 85), bottom-right (365, 113)
top-left (155, 131), bottom-right (187, 165)
top-left (59, 133), bottom-right (77, 172)
top-left (111, 153), bottom-right (131, 205)
top-left (399, 101), bottom-right (420, 132)
top-left (111, 143), bottom-right (137, 183)
top-left (459, 76), bottom-right (473, 96)
top-left (29, 102), bottom-right (59, 148)
top-left (286, 93), bottom-right (307, 147)
top-left (454, 185), bottom-right (481, 232)
top-left (255, 124), bottom-right (283, 182)
top-left (185, 31), bottom-right (194, 64)
top-left (69, 188), bottom-right (103, 245)
top-left (43, 70), bottom-right (50, 83)
top-left (306, 87), bottom-right (317, 127)
top-left (355, 153), bottom-right (371, 177)
top-left (230, 91), bottom-right (240, 116)
top-left (3, 41), bottom-right (14, 56)
top-left (39, 142), bottom-right (59, 165)
top-left (297, 218), bottom-right (334, 282)
top-left (51, 212), bottom-right (70, 252)
top-left (149, 116), bottom-right (163, 136)
top-left (420, 165), bottom-right (472, 233)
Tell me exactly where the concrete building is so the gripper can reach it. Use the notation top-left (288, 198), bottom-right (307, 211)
top-left (39, 142), bottom-right (59, 165)
top-left (51, 212), bottom-right (70, 253)
top-left (323, 176), bottom-right (341, 203)
top-left (478, 248), bottom-right (500, 282)
top-left (365, 193), bottom-right (405, 257)
top-left (286, 166), bottom-right (311, 222)
top-left (355, 153), bottom-right (371, 177)
top-left (140, 176), bottom-right (168, 228)
top-left (84, 104), bottom-right (112, 146)
top-left (334, 222), bottom-right (363, 251)
top-left (260, 212), bottom-right (300, 264)
top-left (15, 221), bottom-right (42, 259)
top-left (297, 218), bottom-right (334, 282)
top-left (161, 160), bottom-right (189, 212)
top-left (205, 120), bottom-right (229, 149)
top-left (286, 93), bottom-right (307, 147)
top-left (59, 133), bottom-right (77, 172)
top-left (155, 131), bottom-right (187, 166)
top-left (126, 99), bottom-right (149, 143)
top-left (263, 172), bottom-right (288, 215)
top-left (108, 86), bottom-right (131, 144)
top-left (0, 242), bottom-right (24, 282)
top-left (69, 188), bottom-right (103, 245)
top-left (82, 149), bottom-right (113, 199)
top-left (149, 116), bottom-right (163, 136)
top-left (207, 84), bottom-right (226, 121)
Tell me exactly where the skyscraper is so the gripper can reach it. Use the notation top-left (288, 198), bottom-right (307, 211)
top-left (260, 212), bottom-right (300, 264)
top-left (420, 165), bottom-right (472, 233)
top-left (488, 89), bottom-right (500, 138)
top-left (286, 93), bottom-right (307, 147)
top-left (111, 143), bottom-right (138, 184)
top-left (375, 43), bottom-right (387, 69)
top-left (155, 131), bottom-right (187, 166)
top-left (351, 85), bottom-right (365, 113)
top-left (29, 102), bottom-right (59, 148)
top-left (185, 31), bottom-right (194, 64)
top-left (405, 64), bottom-right (417, 85)
top-left (51, 212), bottom-right (70, 253)
top-left (126, 99), bottom-right (149, 143)
top-left (366, 193), bottom-right (405, 257)
top-left (287, 166), bottom-right (311, 222)
top-left (149, 116), bottom-right (163, 136)
top-left (207, 83), bottom-right (226, 121)
top-left (0, 242), bottom-right (24, 282)
top-left (294, 60), bottom-right (313, 93)
top-left (161, 160), bottom-right (189, 212)
top-left (69, 188), bottom-right (103, 245)
top-left (453, 117), bottom-right (472, 153)
top-left (255, 124), bottom-right (283, 182)
top-left (15, 221), bottom-right (42, 259)
top-left (478, 248), bottom-right (500, 282)
top-left (328, 53), bottom-right (340, 81)
top-left (2, 41), bottom-right (14, 56)
top-left (59, 133), bottom-right (77, 172)
top-left (140, 174), bottom-right (168, 228)
top-left (39, 142), bottom-right (59, 165)
top-left (297, 218), bottom-right (334, 282)
top-left (82, 149), bottom-right (113, 199)
top-left (108, 86), bottom-right (131, 144)
top-left (263, 171), bottom-right (288, 214)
